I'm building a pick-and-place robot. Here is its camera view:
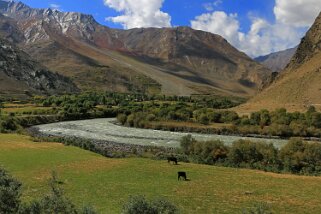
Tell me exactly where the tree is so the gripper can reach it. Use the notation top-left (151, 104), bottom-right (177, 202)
top-left (220, 111), bottom-right (239, 123)
top-left (208, 112), bottom-right (221, 123)
top-left (199, 113), bottom-right (209, 125)
top-left (259, 110), bottom-right (271, 127)
top-left (279, 138), bottom-right (306, 173)
top-left (180, 134), bottom-right (196, 155)
top-left (228, 140), bottom-right (279, 169)
top-left (311, 112), bottom-right (321, 128)
top-left (250, 112), bottom-right (261, 125)
top-left (0, 168), bottom-right (22, 214)
top-left (271, 108), bottom-right (290, 125)
top-left (307, 105), bottom-right (316, 114)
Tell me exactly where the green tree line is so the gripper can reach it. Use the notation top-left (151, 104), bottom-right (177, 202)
top-left (180, 136), bottom-right (321, 175)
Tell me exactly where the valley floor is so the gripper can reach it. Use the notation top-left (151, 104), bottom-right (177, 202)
top-left (1, 134), bottom-right (321, 213)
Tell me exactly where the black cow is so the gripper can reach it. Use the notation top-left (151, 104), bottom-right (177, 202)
top-left (167, 157), bottom-right (178, 165)
top-left (178, 171), bottom-right (187, 181)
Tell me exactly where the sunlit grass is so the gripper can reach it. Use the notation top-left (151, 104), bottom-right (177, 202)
top-left (0, 134), bottom-right (321, 213)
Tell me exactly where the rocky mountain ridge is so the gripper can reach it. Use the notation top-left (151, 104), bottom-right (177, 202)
top-left (0, 0), bottom-right (271, 97)
top-left (0, 36), bottom-right (78, 98)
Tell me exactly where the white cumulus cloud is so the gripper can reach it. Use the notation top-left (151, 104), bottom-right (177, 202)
top-left (191, 0), bottom-right (321, 57)
top-left (191, 12), bottom-right (242, 47)
top-left (104, 0), bottom-right (171, 29)
top-left (274, 0), bottom-right (321, 27)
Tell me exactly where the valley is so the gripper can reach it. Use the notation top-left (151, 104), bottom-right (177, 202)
top-left (1, 1), bottom-right (321, 213)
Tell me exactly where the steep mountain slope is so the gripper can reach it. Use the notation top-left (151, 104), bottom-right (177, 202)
top-left (0, 1), bottom-right (271, 97)
top-left (255, 47), bottom-right (297, 72)
top-left (0, 13), bottom-right (23, 43)
top-left (238, 12), bottom-right (321, 113)
top-left (0, 37), bottom-right (78, 98)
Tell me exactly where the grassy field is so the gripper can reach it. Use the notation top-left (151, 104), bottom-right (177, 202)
top-left (1, 134), bottom-right (321, 213)
top-left (1, 103), bottom-right (53, 115)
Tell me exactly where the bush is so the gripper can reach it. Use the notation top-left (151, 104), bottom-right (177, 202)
top-left (228, 140), bottom-right (279, 170)
top-left (199, 113), bottom-right (209, 125)
top-left (117, 114), bottom-right (127, 125)
top-left (0, 116), bottom-right (20, 133)
top-left (191, 140), bottom-right (229, 164)
top-left (0, 168), bottom-right (22, 214)
top-left (279, 138), bottom-right (321, 174)
top-left (122, 195), bottom-right (178, 214)
top-left (180, 134), bottom-right (196, 155)
top-left (220, 111), bottom-right (239, 123)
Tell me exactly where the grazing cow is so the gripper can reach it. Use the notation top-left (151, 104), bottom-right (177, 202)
top-left (167, 157), bottom-right (178, 165)
top-left (178, 171), bottom-right (187, 181)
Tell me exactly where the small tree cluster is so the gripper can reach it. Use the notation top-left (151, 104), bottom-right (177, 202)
top-left (180, 136), bottom-right (321, 175)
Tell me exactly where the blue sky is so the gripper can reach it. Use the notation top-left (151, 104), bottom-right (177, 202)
top-left (20, 0), bottom-right (275, 31)
top-left (19, 0), bottom-right (321, 57)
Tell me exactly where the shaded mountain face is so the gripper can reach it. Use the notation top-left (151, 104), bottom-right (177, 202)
top-left (237, 12), bottom-right (321, 113)
top-left (0, 0), bottom-right (271, 97)
top-left (0, 37), bottom-right (78, 98)
top-left (255, 47), bottom-right (298, 73)
top-left (0, 13), bottom-right (23, 43)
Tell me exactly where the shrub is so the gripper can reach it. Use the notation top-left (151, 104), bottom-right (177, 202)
top-left (146, 114), bottom-right (156, 122)
top-left (192, 140), bottom-right (229, 164)
top-left (228, 140), bottom-right (279, 170)
top-left (0, 116), bottom-right (20, 133)
top-left (122, 195), bottom-right (178, 214)
top-left (279, 138), bottom-right (321, 174)
top-left (220, 111), bottom-right (239, 123)
top-left (0, 168), bottom-right (22, 214)
top-left (117, 114), bottom-right (127, 125)
top-left (199, 113), bottom-right (209, 125)
top-left (180, 134), bottom-right (196, 155)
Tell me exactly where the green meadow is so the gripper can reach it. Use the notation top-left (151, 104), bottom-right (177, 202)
top-left (1, 134), bottom-right (321, 213)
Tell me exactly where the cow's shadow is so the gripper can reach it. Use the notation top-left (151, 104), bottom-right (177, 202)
top-left (178, 178), bottom-right (191, 182)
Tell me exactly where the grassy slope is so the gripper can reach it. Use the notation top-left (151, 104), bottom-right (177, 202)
top-left (236, 52), bottom-right (321, 114)
top-left (1, 134), bottom-right (321, 213)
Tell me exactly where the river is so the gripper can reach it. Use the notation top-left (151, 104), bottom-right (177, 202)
top-left (33, 118), bottom-right (289, 148)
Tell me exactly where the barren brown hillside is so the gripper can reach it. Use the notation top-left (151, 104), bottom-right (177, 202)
top-left (0, 37), bottom-right (78, 98)
top-left (237, 12), bottom-right (321, 113)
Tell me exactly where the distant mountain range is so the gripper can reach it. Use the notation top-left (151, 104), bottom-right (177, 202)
top-left (0, 0), bottom-right (271, 98)
top-left (238, 12), bottom-right (321, 112)
top-left (255, 47), bottom-right (298, 73)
